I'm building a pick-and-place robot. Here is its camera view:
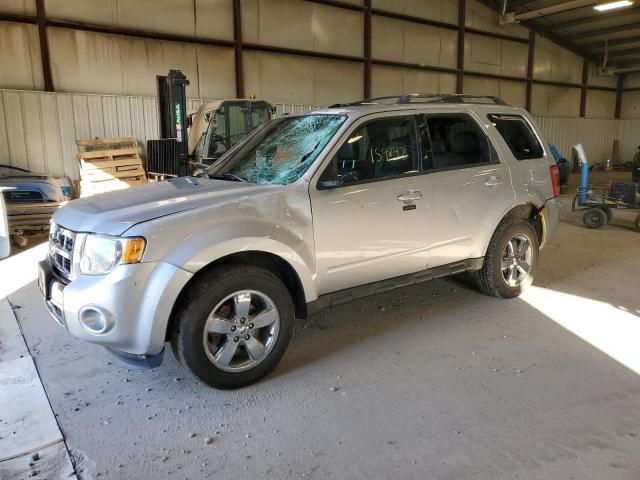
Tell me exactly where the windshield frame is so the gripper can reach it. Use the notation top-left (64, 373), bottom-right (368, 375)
top-left (204, 113), bottom-right (348, 185)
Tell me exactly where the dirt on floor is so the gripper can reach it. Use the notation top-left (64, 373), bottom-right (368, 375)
top-left (4, 172), bottom-right (640, 480)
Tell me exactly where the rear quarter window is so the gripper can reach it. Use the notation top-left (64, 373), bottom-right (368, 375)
top-left (488, 114), bottom-right (544, 160)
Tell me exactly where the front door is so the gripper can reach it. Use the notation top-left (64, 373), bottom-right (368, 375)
top-left (310, 114), bottom-right (429, 295)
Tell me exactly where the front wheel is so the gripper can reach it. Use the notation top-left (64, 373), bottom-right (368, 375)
top-left (474, 220), bottom-right (539, 298)
top-left (171, 264), bottom-right (294, 389)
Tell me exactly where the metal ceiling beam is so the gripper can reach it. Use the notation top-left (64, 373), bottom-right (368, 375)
top-left (502, 0), bottom-right (601, 24)
top-left (565, 21), bottom-right (640, 39)
top-left (477, 0), bottom-right (603, 64)
top-left (554, 6), bottom-right (640, 29)
top-left (607, 50), bottom-right (640, 59)
top-left (612, 64), bottom-right (640, 73)
top-left (594, 34), bottom-right (640, 47)
top-left (585, 35), bottom-right (640, 53)
top-left (592, 41), bottom-right (640, 52)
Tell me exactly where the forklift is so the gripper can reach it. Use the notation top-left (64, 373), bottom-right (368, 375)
top-left (147, 69), bottom-right (274, 177)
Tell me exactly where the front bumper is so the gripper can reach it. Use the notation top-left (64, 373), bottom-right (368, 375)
top-left (38, 259), bottom-right (192, 358)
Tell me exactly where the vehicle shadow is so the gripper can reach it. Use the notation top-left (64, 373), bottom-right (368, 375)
top-left (273, 217), bottom-right (640, 381)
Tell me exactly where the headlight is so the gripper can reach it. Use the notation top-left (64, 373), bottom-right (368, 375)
top-left (79, 234), bottom-right (146, 275)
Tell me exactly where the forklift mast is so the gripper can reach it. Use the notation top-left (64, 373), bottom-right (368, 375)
top-left (156, 70), bottom-right (190, 176)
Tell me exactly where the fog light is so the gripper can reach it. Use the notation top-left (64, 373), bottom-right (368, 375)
top-left (79, 306), bottom-right (113, 334)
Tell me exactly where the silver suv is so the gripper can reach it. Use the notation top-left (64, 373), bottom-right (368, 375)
top-left (38, 95), bottom-right (561, 389)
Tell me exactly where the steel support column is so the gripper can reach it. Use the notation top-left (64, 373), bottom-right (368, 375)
top-left (526, 31), bottom-right (535, 112)
top-left (579, 60), bottom-right (588, 117)
top-left (364, 0), bottom-right (372, 99)
top-left (615, 74), bottom-right (625, 119)
top-left (457, 0), bottom-right (466, 94)
top-left (35, 0), bottom-right (53, 92)
top-left (232, 0), bottom-right (244, 98)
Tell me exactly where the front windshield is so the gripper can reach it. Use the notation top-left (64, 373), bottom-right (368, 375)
top-left (207, 114), bottom-right (346, 185)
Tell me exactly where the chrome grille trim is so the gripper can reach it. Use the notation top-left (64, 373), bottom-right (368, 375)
top-left (49, 224), bottom-right (76, 280)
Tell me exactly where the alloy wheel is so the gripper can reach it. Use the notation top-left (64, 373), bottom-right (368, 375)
top-left (202, 290), bottom-right (280, 373)
top-left (501, 233), bottom-right (533, 287)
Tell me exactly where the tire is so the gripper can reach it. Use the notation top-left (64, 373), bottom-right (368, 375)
top-left (635, 214), bottom-right (640, 232)
top-left (598, 206), bottom-right (613, 224)
top-left (582, 209), bottom-right (606, 229)
top-left (474, 220), bottom-right (539, 299)
top-left (170, 264), bottom-right (294, 389)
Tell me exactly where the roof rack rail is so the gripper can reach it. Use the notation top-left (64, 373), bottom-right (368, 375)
top-left (329, 94), bottom-right (509, 108)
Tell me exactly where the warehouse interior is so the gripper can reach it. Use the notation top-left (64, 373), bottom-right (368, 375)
top-left (1, 0), bottom-right (639, 479)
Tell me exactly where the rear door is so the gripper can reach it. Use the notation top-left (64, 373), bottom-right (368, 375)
top-left (415, 112), bottom-right (515, 267)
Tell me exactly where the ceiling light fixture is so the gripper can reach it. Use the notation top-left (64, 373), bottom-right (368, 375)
top-left (594, 1), bottom-right (634, 12)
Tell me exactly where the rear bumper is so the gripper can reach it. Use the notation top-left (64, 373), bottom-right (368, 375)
top-left (541, 197), bottom-right (561, 249)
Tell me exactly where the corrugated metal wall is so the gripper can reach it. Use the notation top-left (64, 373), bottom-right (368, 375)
top-left (1, 88), bottom-right (638, 181)
top-left (533, 116), bottom-right (640, 164)
top-left (0, 89), bottom-right (317, 180)
top-left (0, 0), bottom-right (627, 115)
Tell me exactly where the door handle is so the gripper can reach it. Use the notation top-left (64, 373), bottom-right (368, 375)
top-left (484, 176), bottom-right (503, 187)
top-left (397, 190), bottom-right (423, 202)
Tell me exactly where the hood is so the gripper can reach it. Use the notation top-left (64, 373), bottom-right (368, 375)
top-left (53, 177), bottom-right (282, 235)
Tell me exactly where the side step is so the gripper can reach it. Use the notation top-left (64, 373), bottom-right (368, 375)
top-left (307, 258), bottom-right (483, 315)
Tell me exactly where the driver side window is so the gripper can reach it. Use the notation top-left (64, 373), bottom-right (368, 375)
top-left (320, 116), bottom-right (418, 186)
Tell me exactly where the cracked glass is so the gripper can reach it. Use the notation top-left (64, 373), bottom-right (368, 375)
top-left (209, 114), bottom-right (346, 185)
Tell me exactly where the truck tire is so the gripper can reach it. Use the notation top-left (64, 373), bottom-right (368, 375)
top-left (474, 220), bottom-right (539, 299)
top-left (170, 264), bottom-right (294, 389)
top-left (582, 209), bottom-right (606, 229)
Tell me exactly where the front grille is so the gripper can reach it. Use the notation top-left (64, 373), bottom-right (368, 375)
top-left (49, 224), bottom-right (76, 280)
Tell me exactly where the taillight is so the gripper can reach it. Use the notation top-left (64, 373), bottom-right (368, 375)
top-left (549, 164), bottom-right (560, 198)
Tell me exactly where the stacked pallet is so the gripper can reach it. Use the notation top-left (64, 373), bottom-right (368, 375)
top-left (76, 137), bottom-right (147, 197)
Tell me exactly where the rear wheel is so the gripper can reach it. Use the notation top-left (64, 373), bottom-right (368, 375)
top-left (582, 209), bottom-right (606, 229)
top-left (171, 264), bottom-right (294, 389)
top-left (474, 220), bottom-right (539, 298)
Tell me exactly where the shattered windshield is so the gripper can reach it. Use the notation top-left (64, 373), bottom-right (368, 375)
top-left (207, 114), bottom-right (346, 185)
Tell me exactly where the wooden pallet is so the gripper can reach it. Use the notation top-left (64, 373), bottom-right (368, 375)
top-left (76, 137), bottom-right (148, 197)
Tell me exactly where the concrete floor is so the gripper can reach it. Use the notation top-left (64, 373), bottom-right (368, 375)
top-left (5, 173), bottom-right (640, 479)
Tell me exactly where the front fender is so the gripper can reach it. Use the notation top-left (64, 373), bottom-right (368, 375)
top-left (126, 184), bottom-right (318, 302)
top-left (171, 236), bottom-right (318, 302)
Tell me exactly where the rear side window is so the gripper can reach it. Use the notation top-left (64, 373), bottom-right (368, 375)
top-left (488, 114), bottom-right (543, 160)
top-left (422, 115), bottom-right (491, 170)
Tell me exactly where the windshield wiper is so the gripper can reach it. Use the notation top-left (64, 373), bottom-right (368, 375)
top-left (211, 173), bottom-right (249, 183)
top-left (187, 161), bottom-right (212, 179)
